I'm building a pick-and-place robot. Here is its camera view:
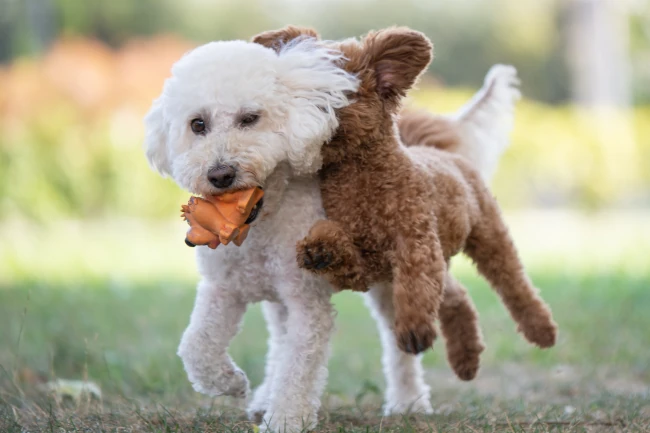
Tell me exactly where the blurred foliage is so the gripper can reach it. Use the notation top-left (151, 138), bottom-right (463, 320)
top-left (0, 36), bottom-right (193, 220)
top-left (413, 89), bottom-right (650, 209)
top-left (0, 37), bottom-right (648, 221)
top-left (630, 0), bottom-right (650, 104)
top-left (1, 0), bottom-right (649, 104)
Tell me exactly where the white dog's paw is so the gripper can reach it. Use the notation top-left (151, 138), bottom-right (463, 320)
top-left (187, 364), bottom-right (250, 398)
top-left (247, 383), bottom-right (271, 424)
top-left (258, 416), bottom-right (317, 433)
top-left (178, 331), bottom-right (250, 398)
top-left (383, 396), bottom-right (434, 416)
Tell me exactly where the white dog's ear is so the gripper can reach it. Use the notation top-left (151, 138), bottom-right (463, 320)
top-left (143, 97), bottom-right (172, 177)
top-left (275, 39), bottom-right (359, 175)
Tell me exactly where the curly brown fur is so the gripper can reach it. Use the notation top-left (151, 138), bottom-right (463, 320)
top-left (268, 27), bottom-right (557, 355)
top-left (255, 27), bottom-right (486, 362)
top-left (341, 28), bottom-right (554, 350)
top-left (251, 27), bottom-right (552, 386)
top-left (296, 219), bottom-right (367, 291)
top-left (439, 275), bottom-right (484, 380)
top-left (253, 26), bottom-right (494, 364)
top-left (295, 215), bottom-right (482, 375)
top-left (398, 109), bottom-right (461, 151)
top-left (462, 191), bottom-right (557, 347)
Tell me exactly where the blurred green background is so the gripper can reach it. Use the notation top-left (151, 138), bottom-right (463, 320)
top-left (0, 0), bottom-right (649, 430)
top-left (0, 0), bottom-right (649, 221)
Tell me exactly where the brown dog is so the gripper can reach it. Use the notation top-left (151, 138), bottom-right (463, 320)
top-left (252, 27), bottom-right (500, 381)
top-left (257, 27), bottom-right (557, 364)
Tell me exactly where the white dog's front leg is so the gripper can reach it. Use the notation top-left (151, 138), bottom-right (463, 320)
top-left (177, 279), bottom-right (250, 398)
top-left (364, 282), bottom-right (433, 416)
top-left (247, 301), bottom-right (288, 423)
top-left (261, 294), bottom-right (334, 433)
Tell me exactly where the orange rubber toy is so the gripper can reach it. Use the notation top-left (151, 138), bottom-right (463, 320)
top-left (181, 187), bottom-right (264, 249)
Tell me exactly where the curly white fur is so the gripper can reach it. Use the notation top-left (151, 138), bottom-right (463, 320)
top-left (144, 37), bottom-right (518, 432)
top-left (145, 39), bottom-right (358, 195)
top-left (145, 38), bottom-right (356, 432)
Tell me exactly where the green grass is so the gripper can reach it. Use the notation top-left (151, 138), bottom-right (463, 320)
top-left (1, 211), bottom-right (649, 431)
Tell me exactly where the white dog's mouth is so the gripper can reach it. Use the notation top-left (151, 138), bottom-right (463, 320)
top-left (245, 196), bottom-right (264, 224)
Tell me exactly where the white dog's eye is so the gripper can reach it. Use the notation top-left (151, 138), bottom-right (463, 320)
top-left (190, 118), bottom-right (206, 135)
top-left (237, 113), bottom-right (260, 129)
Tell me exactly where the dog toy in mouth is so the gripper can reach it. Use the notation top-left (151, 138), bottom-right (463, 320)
top-left (181, 187), bottom-right (264, 249)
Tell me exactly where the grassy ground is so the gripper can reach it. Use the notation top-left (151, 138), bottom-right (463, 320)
top-left (1, 210), bottom-right (649, 432)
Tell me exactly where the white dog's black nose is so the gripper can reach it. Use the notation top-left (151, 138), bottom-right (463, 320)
top-left (208, 165), bottom-right (236, 188)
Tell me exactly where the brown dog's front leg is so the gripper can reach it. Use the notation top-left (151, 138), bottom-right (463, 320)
top-left (296, 219), bottom-right (367, 291)
top-left (392, 232), bottom-right (445, 354)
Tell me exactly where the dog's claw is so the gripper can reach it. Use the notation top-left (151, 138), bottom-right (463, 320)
top-left (412, 331), bottom-right (425, 353)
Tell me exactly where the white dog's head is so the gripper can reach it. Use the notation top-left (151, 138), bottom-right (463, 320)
top-left (144, 37), bottom-right (358, 200)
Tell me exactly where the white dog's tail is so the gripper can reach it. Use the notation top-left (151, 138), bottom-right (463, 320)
top-left (399, 64), bottom-right (521, 182)
top-left (451, 64), bottom-right (520, 181)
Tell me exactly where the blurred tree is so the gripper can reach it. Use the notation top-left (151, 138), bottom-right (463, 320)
top-left (564, 0), bottom-right (632, 107)
top-left (53, 0), bottom-right (179, 46)
top-left (0, 0), bottom-right (648, 104)
top-left (629, 0), bottom-right (650, 104)
top-left (25, 0), bottom-right (56, 52)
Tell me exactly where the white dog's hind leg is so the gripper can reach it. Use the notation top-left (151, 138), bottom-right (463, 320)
top-left (364, 283), bottom-right (433, 416)
top-left (247, 301), bottom-right (288, 423)
top-left (261, 290), bottom-right (334, 433)
top-left (177, 279), bottom-right (250, 398)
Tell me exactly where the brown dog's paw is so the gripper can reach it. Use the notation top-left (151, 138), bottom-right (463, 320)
top-left (297, 238), bottom-right (341, 272)
top-left (522, 322), bottom-right (557, 348)
top-left (449, 349), bottom-right (482, 381)
top-left (395, 318), bottom-right (437, 354)
top-left (445, 334), bottom-right (485, 381)
top-left (518, 311), bottom-right (558, 348)
top-left (303, 244), bottom-right (333, 270)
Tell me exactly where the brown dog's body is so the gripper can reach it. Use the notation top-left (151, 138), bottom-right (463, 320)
top-left (252, 26), bottom-right (549, 381)
top-left (291, 29), bottom-right (557, 362)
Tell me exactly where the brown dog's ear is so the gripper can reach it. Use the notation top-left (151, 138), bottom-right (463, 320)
top-left (252, 26), bottom-right (320, 52)
top-left (364, 28), bottom-right (432, 104)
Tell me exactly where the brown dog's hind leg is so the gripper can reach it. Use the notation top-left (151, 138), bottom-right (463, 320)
top-left (392, 232), bottom-right (445, 355)
top-left (464, 196), bottom-right (558, 348)
top-left (296, 220), bottom-right (367, 291)
top-left (439, 275), bottom-right (485, 381)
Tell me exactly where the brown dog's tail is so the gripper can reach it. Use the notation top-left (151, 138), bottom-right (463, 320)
top-left (398, 111), bottom-right (461, 152)
top-left (399, 64), bottom-right (520, 182)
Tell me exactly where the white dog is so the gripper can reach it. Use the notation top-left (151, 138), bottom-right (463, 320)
top-left (144, 35), bottom-right (519, 432)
